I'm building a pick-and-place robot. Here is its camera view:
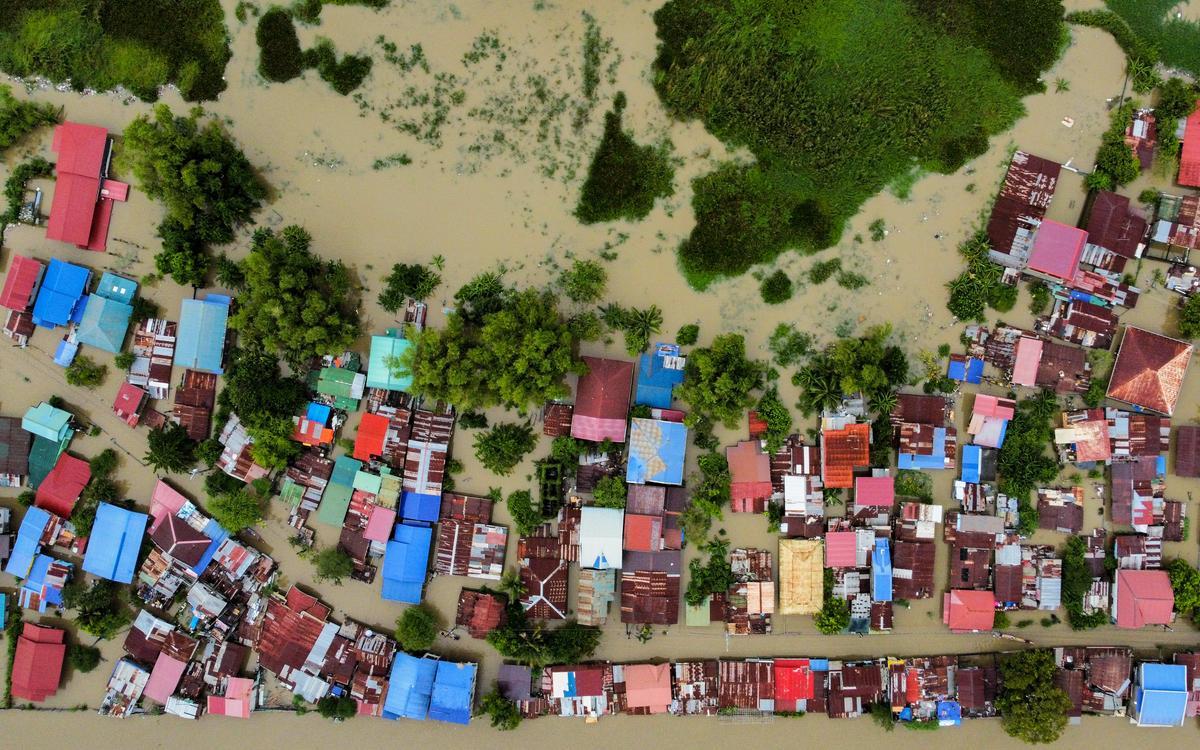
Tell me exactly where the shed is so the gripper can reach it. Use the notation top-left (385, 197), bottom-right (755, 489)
top-left (174, 297), bottom-right (229, 374)
top-left (626, 417), bottom-right (686, 485)
top-left (11, 623), bottom-right (65, 702)
top-left (0, 255), bottom-right (44, 311)
top-left (381, 523), bottom-right (432, 603)
top-left (30, 259), bottom-right (89, 328)
top-left (82, 503), bottom-right (148, 583)
top-left (571, 356), bottom-right (634, 442)
top-left (579, 506), bottom-right (623, 570)
top-left (366, 333), bottom-right (413, 392)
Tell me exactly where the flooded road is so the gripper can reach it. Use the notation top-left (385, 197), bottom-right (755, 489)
top-left (2, 0), bottom-right (1200, 741)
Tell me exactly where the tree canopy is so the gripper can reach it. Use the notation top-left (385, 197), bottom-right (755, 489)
top-left (379, 262), bottom-right (441, 311)
top-left (1167, 558), bottom-right (1200, 620)
top-left (996, 650), bottom-right (1072, 744)
top-left (395, 604), bottom-right (440, 652)
top-left (313, 547), bottom-right (354, 585)
top-left (575, 94), bottom-right (674, 224)
top-left (480, 687), bottom-right (522, 730)
top-left (208, 488), bottom-right (265, 531)
top-left (473, 422), bottom-right (537, 476)
top-left (676, 334), bottom-right (765, 428)
top-left (144, 423), bottom-right (196, 474)
top-left (998, 391), bottom-right (1060, 528)
top-left (1179, 294), bottom-right (1200, 339)
top-left (230, 226), bottom-right (359, 369)
top-left (0, 85), bottom-right (59, 153)
top-left (793, 325), bottom-right (908, 414)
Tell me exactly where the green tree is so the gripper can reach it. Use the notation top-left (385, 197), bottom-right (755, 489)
top-left (996, 650), bottom-right (1072, 744)
top-left (196, 438), bottom-right (224, 468)
top-left (676, 334), bottom-right (765, 428)
top-left (315, 695), bottom-right (356, 721)
top-left (814, 596), bottom-right (850, 634)
top-left (395, 604), bottom-right (439, 652)
top-left (998, 391), bottom-right (1060, 502)
top-left (473, 422), bottom-right (537, 476)
top-left (256, 7), bottom-right (304, 82)
top-left (759, 270), bottom-right (793, 304)
top-left (65, 355), bottom-right (106, 388)
top-left (0, 85), bottom-right (60, 152)
top-left (1062, 536), bottom-right (1106, 629)
top-left (114, 351), bottom-right (136, 371)
top-left (313, 547), bottom-right (354, 585)
top-left (62, 581), bottom-right (129, 640)
top-left (506, 490), bottom-right (546, 537)
top-left (231, 226), bottom-right (359, 369)
top-left (575, 95), bottom-right (674, 224)
top-left (684, 537), bottom-right (733, 606)
top-left (676, 323), bottom-right (699, 346)
top-left (1179, 295), bottom-right (1200, 339)
top-left (379, 262), bottom-right (441, 311)
top-left (1167, 558), bottom-right (1200, 619)
top-left (208, 489), bottom-right (265, 530)
top-left (756, 387), bottom-right (792, 454)
top-left (559, 259), bottom-right (607, 303)
top-left (67, 643), bottom-right (101, 673)
top-left (144, 423), bottom-right (196, 474)
top-left (480, 687), bottom-right (522, 730)
top-left (592, 475), bottom-right (627, 509)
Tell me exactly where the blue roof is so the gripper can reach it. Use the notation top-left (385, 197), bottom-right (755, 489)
top-left (31, 259), bottom-right (90, 328)
top-left (5, 506), bottom-right (50, 578)
top-left (634, 345), bottom-right (685, 409)
top-left (400, 491), bottom-right (441, 524)
top-left (381, 523), bottom-right (432, 603)
top-left (961, 445), bottom-right (982, 484)
top-left (429, 660), bottom-right (477, 725)
top-left (305, 402), bottom-right (332, 425)
top-left (947, 357), bottom-right (984, 384)
top-left (382, 653), bottom-right (437, 720)
top-left (22, 554), bottom-right (68, 612)
top-left (175, 297), bottom-right (229, 374)
top-left (936, 701), bottom-right (962, 725)
top-left (52, 338), bottom-right (78, 367)
top-left (810, 658), bottom-right (830, 671)
top-left (872, 538), bottom-right (892, 602)
top-left (81, 503), bottom-right (148, 583)
top-left (94, 271), bottom-right (138, 305)
top-left (0, 593), bottom-right (6, 629)
top-left (898, 427), bottom-right (949, 470)
top-left (625, 418), bottom-right (687, 485)
top-left (1136, 664), bottom-right (1188, 726)
top-left (192, 522), bottom-right (230, 575)
top-left (75, 294), bottom-right (133, 353)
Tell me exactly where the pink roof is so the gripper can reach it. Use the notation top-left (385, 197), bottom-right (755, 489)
top-left (113, 383), bottom-right (147, 427)
top-left (942, 590), bottom-right (995, 632)
top-left (205, 677), bottom-right (255, 718)
top-left (854, 475), bottom-right (894, 507)
top-left (623, 663), bottom-right (672, 713)
top-left (148, 479), bottom-right (189, 533)
top-left (1012, 337), bottom-right (1043, 386)
top-left (570, 357), bottom-right (634, 442)
top-left (1072, 419), bottom-right (1112, 463)
top-left (363, 505), bottom-right (396, 542)
top-left (0, 255), bottom-right (44, 311)
top-left (972, 394), bottom-right (1015, 420)
top-left (1028, 220), bottom-right (1088, 280)
top-left (11, 624), bottom-right (65, 702)
top-left (727, 440), bottom-right (771, 505)
top-left (825, 531), bottom-right (857, 568)
top-left (143, 652), bottom-right (187, 704)
top-left (1180, 104), bottom-right (1200, 187)
top-left (1116, 569), bottom-right (1174, 628)
top-left (100, 180), bottom-right (130, 201)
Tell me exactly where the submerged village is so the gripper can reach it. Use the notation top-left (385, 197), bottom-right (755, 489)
top-left (10, 0), bottom-right (1200, 747)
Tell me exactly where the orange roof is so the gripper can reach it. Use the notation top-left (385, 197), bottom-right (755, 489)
top-left (623, 514), bottom-right (660, 552)
top-left (1107, 327), bottom-right (1193, 415)
top-left (821, 423), bottom-right (870, 489)
top-left (623, 663), bottom-right (672, 713)
top-left (942, 589), bottom-right (995, 632)
top-left (353, 413), bottom-right (390, 460)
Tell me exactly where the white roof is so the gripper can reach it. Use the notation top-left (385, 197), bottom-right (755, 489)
top-left (579, 506), bottom-right (624, 570)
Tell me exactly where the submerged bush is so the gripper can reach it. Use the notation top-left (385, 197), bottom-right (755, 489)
top-left (576, 95), bottom-right (674, 224)
top-left (257, 7), bottom-right (304, 82)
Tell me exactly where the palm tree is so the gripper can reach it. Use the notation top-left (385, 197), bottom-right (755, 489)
top-left (144, 423), bottom-right (197, 474)
top-left (499, 568), bottom-right (525, 601)
top-left (872, 391), bottom-right (898, 419)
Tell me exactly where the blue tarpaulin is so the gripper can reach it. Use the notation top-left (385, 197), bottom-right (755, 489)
top-left (382, 523), bottom-right (432, 603)
top-left (937, 701), bottom-right (962, 725)
top-left (81, 502), bottom-right (148, 583)
top-left (961, 444), bottom-right (982, 484)
top-left (429, 660), bottom-right (477, 725)
top-left (382, 653), bottom-right (437, 720)
top-left (400, 491), bottom-right (441, 524)
top-left (947, 357), bottom-right (984, 384)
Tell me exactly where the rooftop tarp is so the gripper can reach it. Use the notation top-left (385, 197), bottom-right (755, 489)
top-left (31, 259), bottom-right (89, 328)
top-left (316, 455), bottom-right (360, 526)
top-left (625, 418), bottom-right (686, 485)
top-left (382, 523), bottom-right (432, 603)
top-left (634, 345), bottom-right (685, 409)
top-left (367, 335), bottom-right (413, 392)
top-left (1135, 663), bottom-right (1188, 726)
top-left (579, 506), bottom-right (623, 570)
top-left (429, 660), bottom-right (477, 725)
top-left (76, 294), bottom-right (133, 353)
top-left (81, 502), bottom-right (148, 583)
top-left (382, 652), bottom-right (437, 720)
top-left (174, 297), bottom-right (229, 374)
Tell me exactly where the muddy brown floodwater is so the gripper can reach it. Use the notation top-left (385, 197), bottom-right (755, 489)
top-left (2, 0), bottom-right (1200, 746)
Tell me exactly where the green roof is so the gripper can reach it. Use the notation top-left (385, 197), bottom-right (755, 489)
top-left (317, 367), bottom-right (365, 409)
top-left (366, 335), bottom-right (413, 392)
top-left (27, 435), bottom-right (64, 489)
top-left (353, 470), bottom-right (383, 495)
top-left (685, 597), bottom-right (712, 627)
top-left (22, 403), bottom-right (72, 444)
top-left (279, 478), bottom-right (304, 508)
top-left (316, 455), bottom-right (361, 526)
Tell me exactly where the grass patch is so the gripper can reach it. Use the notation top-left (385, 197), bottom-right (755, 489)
top-left (1104, 0), bottom-right (1200, 78)
top-left (808, 258), bottom-right (842, 285)
top-left (759, 270), bottom-right (793, 304)
top-left (0, 0), bottom-right (231, 101)
top-left (576, 94), bottom-right (674, 224)
top-left (653, 0), bottom-right (1065, 288)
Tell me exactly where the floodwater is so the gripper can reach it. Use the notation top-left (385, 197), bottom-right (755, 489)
top-left (1, 0), bottom-right (1200, 744)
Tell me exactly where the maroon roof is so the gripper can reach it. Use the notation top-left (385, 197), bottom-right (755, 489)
top-left (151, 513), bottom-right (212, 568)
top-left (993, 564), bottom-right (1022, 604)
top-left (0, 416), bottom-right (32, 478)
top-left (439, 492), bottom-right (494, 523)
top-left (573, 356), bottom-right (633, 422)
top-left (1036, 340), bottom-right (1090, 394)
top-left (455, 590), bottom-right (508, 638)
top-left (1086, 191), bottom-right (1148, 259)
top-left (987, 151), bottom-right (1060, 256)
top-left (254, 587), bottom-right (330, 680)
top-left (619, 569), bottom-right (680, 625)
top-left (542, 403), bottom-right (574, 437)
top-left (1107, 327), bottom-right (1193, 415)
top-left (718, 660), bottom-right (773, 710)
top-left (892, 393), bottom-right (948, 425)
top-left (891, 540), bottom-right (935, 599)
top-left (1175, 425), bottom-right (1200, 478)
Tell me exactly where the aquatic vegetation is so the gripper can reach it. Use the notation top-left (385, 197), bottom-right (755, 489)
top-left (1103, 0), bottom-right (1200, 79)
top-left (759, 270), bottom-right (793, 305)
top-left (0, 0), bottom-right (231, 101)
top-left (945, 230), bottom-right (1012, 322)
top-left (576, 94), bottom-right (675, 224)
top-left (652, 0), bottom-right (1065, 287)
top-left (257, 7), bottom-right (305, 82)
top-left (0, 86), bottom-right (59, 153)
top-left (304, 38), bottom-right (373, 95)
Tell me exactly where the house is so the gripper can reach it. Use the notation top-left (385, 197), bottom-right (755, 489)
top-left (854, 475), bottom-right (894, 511)
top-left (316, 455), bottom-right (360, 527)
top-left (293, 402), bottom-right (335, 447)
top-left (113, 383), bottom-right (148, 427)
top-left (1037, 488), bottom-right (1084, 534)
top-left (872, 538), bottom-right (892, 602)
top-left (174, 296), bottom-right (230, 374)
top-left (206, 676), bottom-right (257, 718)
top-left (433, 519), bottom-right (507, 580)
top-left (216, 415), bottom-right (269, 483)
top-left (825, 531), bottom-right (856, 568)
top-left (1107, 326), bottom-right (1193, 415)
top-left (254, 586), bottom-right (335, 698)
top-left (1126, 108), bottom-right (1156, 170)
top-left (728, 440), bottom-right (772, 513)
top-left (820, 421), bottom-right (870, 489)
top-left (1114, 569), bottom-right (1174, 628)
top-left (1173, 652), bottom-right (1200, 718)
top-left (670, 661), bottom-right (721, 715)
top-left (968, 394), bottom-right (1015, 449)
top-left (34, 452), bottom-right (90, 518)
top-left (1083, 191), bottom-right (1147, 272)
top-left (826, 661), bottom-right (885, 718)
top-left (520, 555), bottom-right (568, 620)
top-left (1178, 103), bottom-right (1200, 187)
top-left (1040, 299), bottom-right (1118, 350)
top-left (987, 151), bottom-right (1061, 267)
top-left (571, 356), bottom-right (634, 442)
top-left (1130, 663), bottom-right (1188, 727)
top-left (718, 659), bottom-right (774, 712)
top-left (897, 423), bottom-right (956, 470)
top-left (1151, 194), bottom-right (1200, 255)
top-left (11, 623), bottom-right (65, 702)
top-left (1011, 336), bottom-right (1090, 394)
top-left (22, 401), bottom-right (72, 450)
top-left (46, 122), bottom-right (130, 251)
top-left (621, 550), bottom-right (682, 625)
top-left (1055, 647), bottom-right (1133, 718)
top-left (455, 589), bottom-right (508, 638)
top-left (0, 255), bottom-right (44, 311)
top-left (620, 663), bottom-right (673, 714)
top-left (82, 503), bottom-right (148, 584)
top-left (381, 652), bottom-right (436, 720)
top-left (778, 539), bottom-right (823, 615)
top-left (317, 367), bottom-right (366, 410)
top-left (143, 651), bottom-right (189, 705)
top-left (98, 658), bottom-right (151, 718)
top-left (1027, 220), bottom-right (1088, 281)
top-left (381, 523), bottom-right (432, 603)
top-left (401, 409), bottom-right (453, 522)
top-left (546, 663), bottom-right (614, 717)
top-left (891, 539), bottom-right (936, 599)
top-left (774, 658), bottom-right (824, 714)
top-left (18, 554), bottom-right (72, 612)
top-left (577, 567), bottom-right (617, 625)
top-left (1176, 425), bottom-right (1200, 477)
top-left (127, 318), bottom-right (177, 399)
top-left (354, 412), bottom-right (390, 461)
top-left (76, 271), bottom-right (137, 353)
top-left (625, 417), bottom-right (686, 485)
top-left (173, 369), bottom-right (217, 440)
top-left (428, 660), bottom-right (477, 725)
top-left (947, 354), bottom-right (985, 384)
top-left (0, 416), bottom-right (32, 488)
top-left (942, 589), bottom-right (995, 632)
top-left (30, 258), bottom-right (89, 328)
top-left (634, 343), bottom-right (685, 409)
top-left (366, 332), bottom-right (412, 392)
top-left (579, 506), bottom-right (623, 570)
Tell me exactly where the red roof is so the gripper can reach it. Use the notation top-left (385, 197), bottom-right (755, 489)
top-left (11, 624), bottom-right (65, 702)
top-left (825, 531), bottom-right (857, 568)
top-left (1027, 220), bottom-right (1087, 281)
top-left (113, 383), bottom-right (148, 427)
top-left (1179, 104), bottom-right (1200, 187)
top-left (855, 475), bottom-right (894, 507)
top-left (774, 658), bottom-right (814, 702)
top-left (623, 513), bottom-right (660, 552)
top-left (570, 357), bottom-right (634, 442)
top-left (942, 589), bottom-right (995, 632)
top-left (727, 440), bottom-right (771, 510)
top-left (47, 122), bottom-right (110, 249)
top-left (0, 255), bottom-right (44, 311)
top-left (353, 412), bottom-right (389, 461)
top-left (1086, 190), bottom-right (1147, 258)
top-left (821, 423), bottom-right (870, 489)
top-left (1107, 326), bottom-right (1193, 415)
top-left (1116, 569), bottom-right (1174, 628)
top-left (34, 452), bottom-right (91, 518)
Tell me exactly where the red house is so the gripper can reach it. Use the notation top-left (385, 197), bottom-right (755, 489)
top-left (1179, 103), bottom-right (1200, 188)
top-left (570, 356), bottom-right (634, 443)
top-left (1115, 569), bottom-right (1174, 629)
top-left (727, 440), bottom-right (771, 513)
top-left (353, 412), bottom-right (389, 461)
top-left (11, 623), bottom-right (66, 702)
top-left (46, 122), bottom-right (130, 252)
top-left (1107, 326), bottom-right (1193, 415)
top-left (0, 255), bottom-right (44, 311)
top-left (942, 589), bottom-right (995, 632)
top-left (113, 382), bottom-right (148, 427)
top-left (34, 452), bottom-right (91, 518)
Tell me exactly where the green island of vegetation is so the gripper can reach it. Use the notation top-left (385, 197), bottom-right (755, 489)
top-left (651, 0), bottom-right (1067, 287)
top-left (575, 92), bottom-right (674, 224)
top-left (256, 6), bottom-right (374, 95)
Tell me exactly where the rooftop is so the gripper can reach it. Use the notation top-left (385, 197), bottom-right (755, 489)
top-left (571, 356), bottom-right (634, 443)
top-left (1107, 326), bottom-right (1193, 415)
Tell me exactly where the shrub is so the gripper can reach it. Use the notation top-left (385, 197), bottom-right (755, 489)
top-left (0, 85), bottom-right (60, 152)
top-left (1180, 294), bottom-right (1200, 339)
top-left (507, 489), bottom-right (546, 537)
top-left (256, 8), bottom-right (304, 82)
top-left (395, 604), bottom-right (439, 652)
top-left (576, 95), bottom-right (674, 223)
top-left (144, 423), bottom-right (196, 474)
top-left (592, 475), bottom-right (626, 508)
top-left (313, 547), bottom-right (354, 584)
top-left (559, 259), bottom-right (607, 303)
top-left (815, 596), bottom-right (850, 634)
top-left (67, 643), bottom-right (101, 673)
top-left (65, 355), bottom-right (106, 388)
top-left (759, 270), bottom-right (792, 304)
top-left (676, 334), bottom-right (765, 428)
top-left (676, 323), bottom-right (699, 346)
top-left (379, 262), bottom-right (440, 310)
top-left (303, 38), bottom-right (373, 95)
top-left (473, 422), bottom-right (537, 476)
top-left (809, 258), bottom-right (842, 285)
top-left (316, 695), bottom-right (356, 721)
top-left (480, 687), bottom-right (521, 730)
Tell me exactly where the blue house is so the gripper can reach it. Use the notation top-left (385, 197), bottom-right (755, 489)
top-left (75, 271), bottom-right (136, 353)
top-left (382, 652), bottom-right (437, 720)
top-left (381, 523), bottom-right (432, 603)
top-left (175, 296), bottom-right (230, 374)
top-left (81, 503), bottom-right (148, 583)
top-left (1131, 663), bottom-right (1187, 727)
top-left (634, 344), bottom-right (686, 409)
top-left (947, 355), bottom-right (984, 385)
top-left (898, 426), bottom-right (953, 470)
top-left (871, 538), bottom-right (892, 602)
top-left (625, 417), bottom-right (687, 485)
top-left (19, 553), bottom-right (72, 612)
top-left (429, 660), bottom-right (477, 725)
top-left (5, 505), bottom-right (51, 578)
top-left (31, 259), bottom-right (90, 328)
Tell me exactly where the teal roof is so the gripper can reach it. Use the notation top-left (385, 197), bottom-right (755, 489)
top-left (317, 455), bottom-right (362, 526)
top-left (27, 435), bottom-right (64, 488)
top-left (175, 297), bottom-right (229, 374)
top-left (22, 403), bottom-right (72, 444)
top-left (367, 335), bottom-right (413, 392)
top-left (76, 295), bottom-right (132, 353)
top-left (95, 272), bottom-right (138, 305)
